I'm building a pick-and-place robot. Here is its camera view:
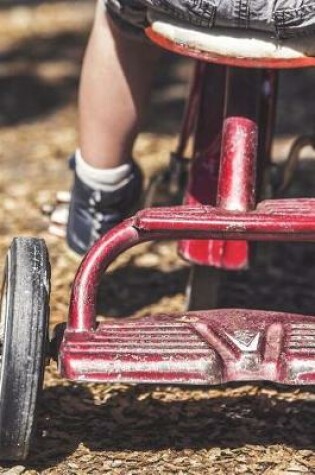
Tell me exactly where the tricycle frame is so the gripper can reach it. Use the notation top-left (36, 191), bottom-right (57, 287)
top-left (61, 56), bottom-right (315, 386)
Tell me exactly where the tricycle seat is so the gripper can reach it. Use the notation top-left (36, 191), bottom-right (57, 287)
top-left (146, 11), bottom-right (315, 69)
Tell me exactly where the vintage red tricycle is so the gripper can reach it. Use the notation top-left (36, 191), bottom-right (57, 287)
top-left (0, 12), bottom-right (314, 460)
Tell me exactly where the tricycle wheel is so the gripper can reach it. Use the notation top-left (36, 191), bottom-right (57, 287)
top-left (0, 238), bottom-right (50, 461)
top-left (186, 265), bottom-right (223, 311)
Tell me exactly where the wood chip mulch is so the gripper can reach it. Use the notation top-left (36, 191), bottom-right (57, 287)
top-left (0, 2), bottom-right (314, 474)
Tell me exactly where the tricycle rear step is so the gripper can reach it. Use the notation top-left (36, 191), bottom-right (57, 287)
top-left (60, 310), bottom-right (315, 385)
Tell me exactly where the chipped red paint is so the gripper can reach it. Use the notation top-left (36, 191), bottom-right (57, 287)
top-left (68, 198), bottom-right (315, 334)
top-left (178, 64), bottom-right (244, 268)
top-left (217, 117), bottom-right (257, 211)
top-left (59, 27), bottom-right (315, 389)
top-left (179, 67), bottom-right (264, 269)
top-left (61, 310), bottom-right (315, 384)
top-left (145, 27), bottom-right (315, 69)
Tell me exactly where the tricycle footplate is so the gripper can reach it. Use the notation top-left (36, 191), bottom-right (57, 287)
top-left (60, 309), bottom-right (315, 385)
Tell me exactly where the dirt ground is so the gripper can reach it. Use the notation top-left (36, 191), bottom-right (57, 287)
top-left (0, 1), bottom-right (314, 474)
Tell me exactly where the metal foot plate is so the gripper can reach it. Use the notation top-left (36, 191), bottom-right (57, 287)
top-left (60, 310), bottom-right (315, 385)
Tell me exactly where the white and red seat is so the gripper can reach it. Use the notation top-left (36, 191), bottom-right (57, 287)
top-left (146, 10), bottom-right (315, 69)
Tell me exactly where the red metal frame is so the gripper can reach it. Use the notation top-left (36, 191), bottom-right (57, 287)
top-left (62, 198), bottom-right (315, 384)
top-left (61, 310), bottom-right (315, 384)
top-left (178, 66), bottom-right (273, 269)
top-left (173, 61), bottom-right (204, 158)
top-left (68, 198), bottom-right (315, 332)
top-left (216, 117), bottom-right (257, 211)
top-left (178, 64), bottom-right (238, 268)
top-left (59, 26), bottom-right (315, 388)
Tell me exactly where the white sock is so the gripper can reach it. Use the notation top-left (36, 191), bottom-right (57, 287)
top-left (75, 149), bottom-right (133, 192)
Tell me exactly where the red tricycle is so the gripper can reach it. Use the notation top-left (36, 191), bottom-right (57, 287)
top-left (0, 11), bottom-right (314, 460)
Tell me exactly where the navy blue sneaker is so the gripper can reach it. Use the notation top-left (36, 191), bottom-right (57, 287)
top-left (66, 160), bottom-right (143, 255)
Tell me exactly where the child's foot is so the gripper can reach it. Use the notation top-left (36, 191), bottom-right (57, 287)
top-left (67, 160), bottom-right (143, 255)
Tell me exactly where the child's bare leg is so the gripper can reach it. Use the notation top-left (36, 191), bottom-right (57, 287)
top-left (67, 1), bottom-right (161, 254)
top-left (79, 0), bottom-right (160, 168)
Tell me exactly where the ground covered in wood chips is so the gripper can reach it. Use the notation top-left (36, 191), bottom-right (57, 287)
top-left (0, 1), bottom-right (314, 474)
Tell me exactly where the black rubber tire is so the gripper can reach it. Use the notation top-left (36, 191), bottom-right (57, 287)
top-left (0, 238), bottom-right (50, 461)
top-left (186, 265), bottom-right (223, 311)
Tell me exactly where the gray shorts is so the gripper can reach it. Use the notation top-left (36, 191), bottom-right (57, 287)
top-left (106, 0), bottom-right (315, 39)
top-left (105, 0), bottom-right (149, 36)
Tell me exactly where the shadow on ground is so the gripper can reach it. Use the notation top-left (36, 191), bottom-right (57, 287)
top-left (95, 159), bottom-right (315, 317)
top-left (0, 10), bottom-right (314, 135)
top-left (97, 260), bottom-right (187, 318)
top-left (0, 22), bottom-right (188, 131)
top-left (0, 31), bottom-right (86, 125)
top-left (15, 381), bottom-right (312, 471)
